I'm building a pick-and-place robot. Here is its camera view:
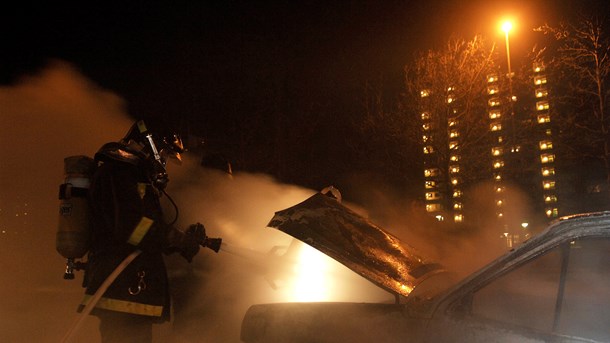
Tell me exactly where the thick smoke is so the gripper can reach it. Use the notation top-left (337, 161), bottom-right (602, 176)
top-left (342, 177), bottom-right (533, 280)
top-left (0, 62), bottom-right (388, 343)
top-left (159, 157), bottom-right (391, 342)
top-left (0, 61), bottom-right (132, 342)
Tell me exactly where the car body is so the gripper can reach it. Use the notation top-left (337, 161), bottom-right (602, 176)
top-left (240, 193), bottom-right (610, 342)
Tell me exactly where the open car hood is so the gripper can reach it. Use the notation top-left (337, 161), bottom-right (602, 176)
top-left (268, 192), bottom-right (446, 298)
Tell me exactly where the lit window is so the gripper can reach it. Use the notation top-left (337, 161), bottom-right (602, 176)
top-left (541, 167), bottom-right (555, 176)
top-left (421, 112), bottom-right (430, 120)
top-left (488, 98), bottom-right (501, 107)
top-left (447, 96), bottom-right (454, 104)
top-left (487, 74), bottom-right (498, 83)
top-left (420, 89), bottom-right (430, 97)
top-left (496, 200), bottom-right (503, 206)
top-left (448, 119), bottom-right (458, 127)
top-left (489, 110), bottom-right (502, 119)
top-left (453, 190), bottom-right (462, 198)
top-left (537, 114), bottom-right (551, 124)
top-left (493, 160), bottom-right (504, 169)
top-left (424, 168), bottom-right (439, 177)
top-left (539, 140), bottom-right (553, 150)
top-left (449, 130), bottom-right (459, 138)
top-left (450, 165), bottom-right (460, 174)
top-left (546, 129), bottom-right (552, 135)
top-left (496, 186), bottom-right (505, 193)
top-left (422, 123), bottom-right (431, 130)
top-left (487, 85), bottom-right (499, 95)
top-left (453, 202), bottom-right (462, 210)
top-left (492, 147), bottom-right (503, 156)
top-left (533, 63), bottom-right (545, 73)
top-left (545, 208), bottom-right (558, 218)
top-left (544, 195), bottom-right (558, 203)
top-left (423, 146), bottom-right (434, 154)
top-left (497, 136), bottom-right (503, 143)
top-left (541, 153), bottom-right (555, 163)
top-left (426, 203), bottom-right (442, 212)
top-left (535, 88), bottom-right (548, 98)
top-left (449, 141), bottom-right (459, 150)
top-left (543, 180), bottom-right (556, 190)
top-left (494, 173), bottom-right (502, 181)
top-left (497, 212), bottom-right (504, 218)
top-left (451, 178), bottom-right (459, 185)
top-left (425, 181), bottom-right (436, 189)
top-left (450, 155), bottom-right (460, 162)
top-left (454, 214), bottom-right (463, 222)
top-left (490, 122), bottom-right (502, 131)
top-left (425, 192), bottom-right (441, 200)
top-left (537, 101), bottom-right (550, 111)
top-left (534, 76), bottom-right (547, 85)
top-left (422, 135), bottom-right (429, 143)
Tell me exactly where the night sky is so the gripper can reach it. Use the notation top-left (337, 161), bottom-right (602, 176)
top-left (2, 0), bottom-right (607, 190)
top-left (4, 1), bottom-right (600, 108)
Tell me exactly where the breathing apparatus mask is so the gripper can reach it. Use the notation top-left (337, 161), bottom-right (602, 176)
top-left (121, 120), bottom-right (184, 190)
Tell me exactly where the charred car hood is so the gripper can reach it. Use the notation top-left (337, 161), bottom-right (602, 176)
top-left (267, 192), bottom-right (446, 298)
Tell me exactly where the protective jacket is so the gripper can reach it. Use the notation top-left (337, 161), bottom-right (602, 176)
top-left (79, 142), bottom-right (186, 321)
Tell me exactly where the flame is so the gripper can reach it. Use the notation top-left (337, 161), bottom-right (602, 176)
top-left (290, 244), bottom-right (331, 301)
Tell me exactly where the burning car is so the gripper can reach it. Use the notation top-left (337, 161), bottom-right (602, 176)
top-left (240, 192), bottom-right (610, 342)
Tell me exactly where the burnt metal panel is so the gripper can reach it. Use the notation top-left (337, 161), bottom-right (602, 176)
top-left (268, 192), bottom-right (446, 297)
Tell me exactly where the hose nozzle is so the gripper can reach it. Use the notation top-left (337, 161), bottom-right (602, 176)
top-left (202, 237), bottom-right (222, 253)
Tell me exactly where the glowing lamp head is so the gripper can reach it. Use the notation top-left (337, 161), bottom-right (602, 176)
top-left (502, 21), bottom-right (513, 33)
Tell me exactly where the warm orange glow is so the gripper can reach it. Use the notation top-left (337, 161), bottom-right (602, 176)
top-left (291, 243), bottom-right (329, 301)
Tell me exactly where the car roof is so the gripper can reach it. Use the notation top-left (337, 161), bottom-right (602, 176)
top-left (430, 211), bottom-right (610, 308)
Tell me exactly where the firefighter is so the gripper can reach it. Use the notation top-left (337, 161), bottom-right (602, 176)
top-left (79, 120), bottom-right (205, 343)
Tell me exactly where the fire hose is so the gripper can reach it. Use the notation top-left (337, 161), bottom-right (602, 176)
top-left (60, 249), bottom-right (142, 343)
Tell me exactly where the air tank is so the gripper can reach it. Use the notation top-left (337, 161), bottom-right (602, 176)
top-left (56, 155), bottom-right (96, 260)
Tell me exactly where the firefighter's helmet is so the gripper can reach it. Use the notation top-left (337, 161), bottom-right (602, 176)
top-left (121, 119), bottom-right (185, 165)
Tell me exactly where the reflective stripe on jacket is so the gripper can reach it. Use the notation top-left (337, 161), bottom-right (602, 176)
top-left (80, 294), bottom-right (163, 317)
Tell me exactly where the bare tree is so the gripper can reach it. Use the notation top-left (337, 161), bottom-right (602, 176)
top-left (345, 35), bottom-right (500, 226)
top-left (404, 35), bottom-right (498, 188)
top-left (535, 16), bottom-right (610, 189)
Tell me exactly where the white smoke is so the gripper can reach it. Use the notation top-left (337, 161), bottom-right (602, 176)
top-left (0, 61), bottom-right (388, 343)
top-left (0, 61), bottom-right (132, 343)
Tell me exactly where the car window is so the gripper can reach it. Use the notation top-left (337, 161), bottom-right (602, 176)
top-left (472, 246), bottom-right (561, 332)
top-left (556, 238), bottom-right (610, 341)
top-left (470, 237), bottom-right (610, 341)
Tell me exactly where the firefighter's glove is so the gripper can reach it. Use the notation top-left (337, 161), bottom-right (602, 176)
top-left (186, 223), bottom-right (207, 242)
top-left (180, 223), bottom-right (206, 263)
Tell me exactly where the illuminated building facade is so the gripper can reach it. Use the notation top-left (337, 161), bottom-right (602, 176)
top-left (419, 62), bottom-right (559, 244)
top-left (533, 63), bottom-right (559, 220)
top-left (420, 86), bottom-right (466, 224)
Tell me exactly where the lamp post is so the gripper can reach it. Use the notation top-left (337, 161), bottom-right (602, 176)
top-left (500, 20), bottom-right (516, 248)
top-left (502, 21), bottom-right (514, 105)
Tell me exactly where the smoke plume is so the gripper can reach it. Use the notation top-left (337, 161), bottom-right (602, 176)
top-left (0, 62), bottom-right (388, 343)
top-left (0, 61), bottom-right (132, 342)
